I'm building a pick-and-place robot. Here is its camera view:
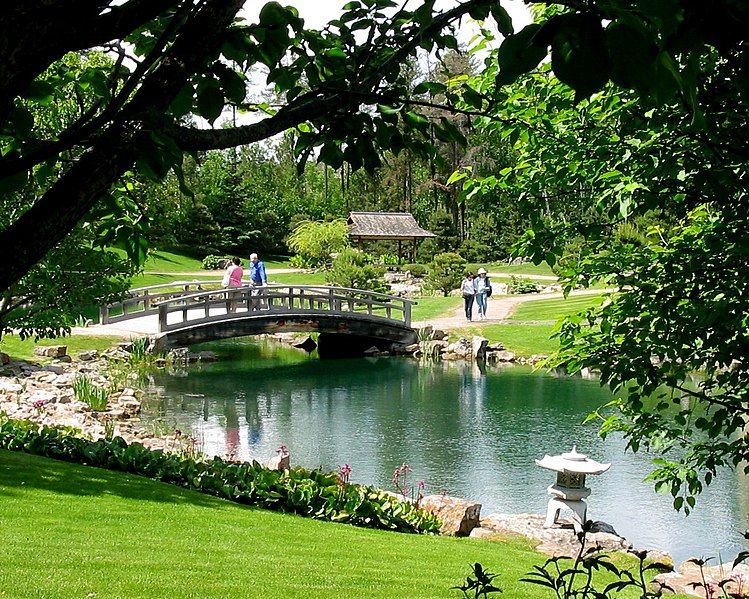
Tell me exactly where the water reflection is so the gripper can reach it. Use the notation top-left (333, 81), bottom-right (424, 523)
top-left (142, 339), bottom-right (748, 564)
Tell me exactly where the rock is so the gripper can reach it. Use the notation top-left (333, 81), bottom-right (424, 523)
top-left (421, 495), bottom-right (482, 536)
top-left (472, 336), bottom-right (489, 360)
top-left (655, 561), bottom-right (748, 596)
top-left (33, 345), bottom-right (67, 358)
top-left (491, 350), bottom-right (516, 363)
top-left (477, 513), bottom-right (631, 556)
top-left (54, 355), bottom-right (73, 363)
top-left (41, 364), bottom-right (65, 375)
top-left (115, 342), bottom-right (134, 352)
top-left (528, 354), bottom-right (548, 365)
top-left (266, 448), bottom-right (290, 471)
top-left (292, 337), bottom-right (317, 352)
top-left (404, 343), bottom-right (420, 353)
top-left (589, 520), bottom-right (618, 535)
top-left (0, 353), bottom-right (9, 365)
top-left (196, 350), bottom-right (218, 362)
top-left (26, 389), bottom-right (57, 405)
top-left (78, 350), bottom-right (99, 361)
top-left (486, 342), bottom-right (505, 352)
top-left (431, 329), bottom-right (448, 341)
top-left (363, 346), bottom-right (381, 356)
top-left (0, 380), bottom-right (23, 394)
top-left (168, 348), bottom-right (189, 362)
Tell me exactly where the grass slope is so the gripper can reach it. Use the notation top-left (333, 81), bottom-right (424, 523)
top-left (0, 334), bottom-right (123, 362)
top-left (0, 450), bottom-right (548, 599)
top-left (508, 295), bottom-right (605, 322)
top-left (454, 324), bottom-right (559, 356)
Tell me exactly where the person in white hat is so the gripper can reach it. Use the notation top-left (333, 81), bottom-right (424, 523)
top-left (474, 267), bottom-right (492, 320)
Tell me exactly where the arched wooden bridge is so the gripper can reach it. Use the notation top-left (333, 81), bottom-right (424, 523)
top-left (99, 282), bottom-right (417, 351)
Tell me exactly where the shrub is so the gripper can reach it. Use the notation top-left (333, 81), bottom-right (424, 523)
top-left (509, 275), bottom-right (540, 294)
top-left (425, 253), bottom-right (467, 297)
top-left (201, 254), bottom-right (231, 270)
top-left (403, 264), bottom-right (427, 278)
top-left (459, 238), bottom-right (492, 263)
top-left (326, 248), bottom-right (386, 292)
top-left (0, 417), bottom-right (441, 535)
top-left (72, 375), bottom-right (109, 411)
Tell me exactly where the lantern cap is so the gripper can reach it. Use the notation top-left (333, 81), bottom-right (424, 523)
top-left (535, 445), bottom-right (611, 475)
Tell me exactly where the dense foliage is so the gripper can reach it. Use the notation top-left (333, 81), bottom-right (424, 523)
top-left (287, 219), bottom-right (350, 267)
top-left (0, 416), bottom-right (441, 534)
top-left (453, 6), bottom-right (749, 507)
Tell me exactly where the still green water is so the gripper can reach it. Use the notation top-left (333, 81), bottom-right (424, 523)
top-left (143, 339), bottom-right (749, 564)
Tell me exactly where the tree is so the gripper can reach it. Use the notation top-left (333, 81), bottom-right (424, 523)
top-left (0, 0), bottom-right (498, 293)
top-left (425, 252), bottom-right (466, 297)
top-left (453, 1), bottom-right (749, 508)
top-left (287, 219), bottom-right (349, 267)
top-left (0, 227), bottom-right (136, 340)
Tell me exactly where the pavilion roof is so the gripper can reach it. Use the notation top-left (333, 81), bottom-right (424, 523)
top-left (347, 211), bottom-right (436, 241)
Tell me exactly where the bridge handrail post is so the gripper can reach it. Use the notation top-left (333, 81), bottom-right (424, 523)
top-left (404, 301), bottom-right (411, 327)
top-left (158, 304), bottom-right (167, 332)
top-left (100, 305), bottom-right (109, 325)
top-left (143, 290), bottom-right (150, 312)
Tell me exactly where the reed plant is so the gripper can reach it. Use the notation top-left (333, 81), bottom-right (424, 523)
top-left (72, 375), bottom-right (109, 411)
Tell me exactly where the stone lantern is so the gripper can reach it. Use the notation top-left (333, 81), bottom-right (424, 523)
top-left (535, 446), bottom-right (610, 533)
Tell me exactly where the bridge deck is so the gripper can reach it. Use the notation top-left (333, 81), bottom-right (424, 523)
top-left (94, 284), bottom-right (417, 347)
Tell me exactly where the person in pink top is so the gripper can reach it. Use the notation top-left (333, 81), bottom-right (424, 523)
top-left (225, 257), bottom-right (243, 312)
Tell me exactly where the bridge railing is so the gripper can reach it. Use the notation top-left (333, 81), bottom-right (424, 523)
top-left (100, 280), bottom-right (222, 324)
top-left (151, 284), bottom-right (415, 332)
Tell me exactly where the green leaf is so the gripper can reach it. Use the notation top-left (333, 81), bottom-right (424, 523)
top-left (24, 80), bottom-right (56, 104)
top-left (490, 5), bottom-right (514, 36)
top-left (496, 24), bottom-right (547, 86)
top-left (412, 81), bottom-right (446, 95)
top-left (318, 143), bottom-right (344, 170)
top-left (550, 13), bottom-right (612, 100)
top-left (196, 85), bottom-right (225, 123)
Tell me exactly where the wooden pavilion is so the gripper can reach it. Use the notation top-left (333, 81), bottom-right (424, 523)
top-left (347, 211), bottom-right (436, 263)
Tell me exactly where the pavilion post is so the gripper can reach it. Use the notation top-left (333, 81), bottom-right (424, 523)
top-left (398, 240), bottom-right (402, 264)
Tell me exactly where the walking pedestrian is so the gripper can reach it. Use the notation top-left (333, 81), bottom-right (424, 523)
top-left (461, 272), bottom-right (476, 321)
top-left (474, 267), bottom-right (492, 320)
top-left (225, 257), bottom-right (243, 312)
top-left (248, 253), bottom-right (268, 310)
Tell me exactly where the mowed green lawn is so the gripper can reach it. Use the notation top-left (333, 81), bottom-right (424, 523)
top-left (411, 295), bottom-right (462, 322)
top-left (0, 450), bottom-right (547, 599)
top-left (508, 294), bottom-right (605, 322)
top-left (0, 334), bottom-right (123, 362)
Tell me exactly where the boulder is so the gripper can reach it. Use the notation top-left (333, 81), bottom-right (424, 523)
top-left (476, 513), bottom-right (631, 556)
top-left (196, 350), bottom-right (219, 362)
top-left (266, 449), bottom-right (290, 471)
top-left (486, 342), bottom-right (505, 352)
top-left (41, 364), bottom-right (65, 375)
top-left (430, 329), bottom-right (448, 341)
top-left (421, 495), bottom-right (482, 536)
top-left (0, 380), bottom-right (23, 394)
top-left (472, 336), bottom-right (489, 360)
top-left (54, 355), bottom-right (73, 363)
top-left (491, 350), bottom-right (516, 363)
top-left (33, 345), bottom-right (67, 358)
top-left (292, 336), bottom-right (317, 353)
top-left (363, 346), bottom-right (381, 356)
top-left (115, 341), bottom-right (134, 352)
top-left (78, 350), bottom-right (99, 361)
top-left (655, 561), bottom-right (748, 596)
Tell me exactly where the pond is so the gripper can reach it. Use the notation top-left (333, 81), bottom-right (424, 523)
top-left (142, 339), bottom-right (749, 564)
